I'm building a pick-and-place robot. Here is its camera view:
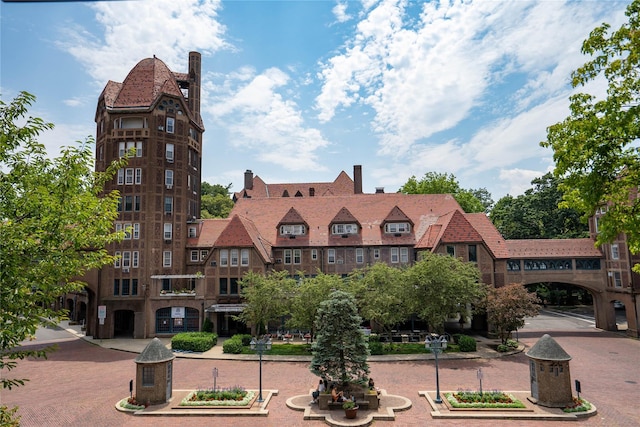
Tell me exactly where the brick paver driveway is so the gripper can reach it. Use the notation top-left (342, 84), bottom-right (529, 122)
top-left (3, 313), bottom-right (639, 427)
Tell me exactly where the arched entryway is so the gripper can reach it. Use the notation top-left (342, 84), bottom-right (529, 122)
top-left (114, 309), bottom-right (135, 337)
top-left (155, 307), bottom-right (199, 334)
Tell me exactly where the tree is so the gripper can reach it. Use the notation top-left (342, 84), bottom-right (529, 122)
top-left (541, 0), bottom-right (640, 270)
top-left (200, 182), bottom-right (233, 218)
top-left (490, 173), bottom-right (588, 239)
top-left (236, 270), bottom-right (295, 334)
top-left (287, 272), bottom-right (345, 338)
top-left (482, 283), bottom-right (540, 344)
top-left (310, 290), bottom-right (369, 387)
top-left (350, 263), bottom-right (409, 340)
top-left (1, 92), bottom-right (123, 421)
top-left (406, 252), bottom-right (483, 333)
top-left (399, 172), bottom-right (489, 213)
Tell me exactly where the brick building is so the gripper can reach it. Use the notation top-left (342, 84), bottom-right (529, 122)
top-left (79, 53), bottom-right (639, 340)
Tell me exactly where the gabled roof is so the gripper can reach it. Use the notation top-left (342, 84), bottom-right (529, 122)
top-left (383, 206), bottom-right (413, 226)
top-left (230, 193), bottom-right (462, 247)
top-left (506, 238), bottom-right (602, 258)
top-left (234, 170), bottom-right (355, 200)
top-left (278, 207), bottom-right (308, 226)
top-left (330, 207), bottom-right (359, 225)
top-left (438, 210), bottom-right (482, 243)
top-left (214, 215), bottom-right (272, 262)
top-left (466, 213), bottom-right (510, 259)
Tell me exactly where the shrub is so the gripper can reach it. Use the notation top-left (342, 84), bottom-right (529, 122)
top-left (368, 340), bottom-right (383, 355)
top-left (238, 334), bottom-right (253, 346)
top-left (202, 317), bottom-right (213, 333)
top-left (457, 335), bottom-right (476, 352)
top-left (171, 332), bottom-right (217, 352)
top-left (506, 339), bottom-right (519, 349)
top-left (222, 337), bottom-right (244, 354)
top-left (497, 344), bottom-right (509, 352)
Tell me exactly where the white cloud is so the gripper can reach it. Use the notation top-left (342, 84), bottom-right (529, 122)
top-left (332, 1), bottom-right (351, 23)
top-left (316, 0), bottom-right (624, 160)
top-left (498, 168), bottom-right (547, 196)
top-left (206, 67), bottom-right (330, 172)
top-left (58, 0), bottom-right (229, 86)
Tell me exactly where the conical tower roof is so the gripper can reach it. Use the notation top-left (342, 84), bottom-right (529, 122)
top-left (526, 334), bottom-right (571, 361)
top-left (134, 337), bottom-right (175, 363)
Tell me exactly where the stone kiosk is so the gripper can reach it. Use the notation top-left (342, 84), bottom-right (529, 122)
top-left (526, 334), bottom-right (573, 408)
top-left (134, 338), bottom-right (175, 405)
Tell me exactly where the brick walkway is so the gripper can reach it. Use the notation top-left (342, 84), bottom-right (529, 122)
top-left (3, 320), bottom-right (639, 427)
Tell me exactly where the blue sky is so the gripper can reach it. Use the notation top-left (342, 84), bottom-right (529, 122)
top-left (1, 0), bottom-right (631, 201)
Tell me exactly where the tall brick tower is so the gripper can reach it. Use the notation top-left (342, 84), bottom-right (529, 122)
top-left (90, 52), bottom-right (204, 339)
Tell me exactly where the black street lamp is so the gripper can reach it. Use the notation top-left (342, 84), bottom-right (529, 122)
top-left (250, 336), bottom-right (272, 402)
top-left (425, 334), bottom-right (448, 404)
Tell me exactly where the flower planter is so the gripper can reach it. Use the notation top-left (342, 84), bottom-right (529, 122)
top-left (344, 406), bottom-right (359, 419)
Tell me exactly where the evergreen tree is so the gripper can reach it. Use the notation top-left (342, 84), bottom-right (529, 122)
top-left (310, 290), bottom-right (369, 386)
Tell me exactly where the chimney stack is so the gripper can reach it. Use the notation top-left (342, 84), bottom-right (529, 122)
top-left (187, 51), bottom-right (201, 125)
top-left (353, 165), bottom-right (363, 194)
top-left (375, 187), bottom-right (385, 194)
top-left (244, 170), bottom-right (254, 190)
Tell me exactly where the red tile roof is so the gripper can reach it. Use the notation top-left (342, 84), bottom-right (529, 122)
top-left (112, 57), bottom-right (183, 108)
top-left (506, 238), bottom-right (602, 258)
top-left (214, 215), bottom-right (272, 262)
top-left (234, 171), bottom-right (355, 200)
top-left (230, 193), bottom-right (462, 247)
top-left (466, 213), bottom-right (510, 259)
top-left (98, 56), bottom-right (203, 129)
top-left (438, 210), bottom-right (482, 243)
top-left (187, 219), bottom-right (229, 247)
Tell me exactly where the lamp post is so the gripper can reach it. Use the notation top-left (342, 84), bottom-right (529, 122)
top-left (250, 336), bottom-right (272, 402)
top-left (425, 334), bottom-right (447, 404)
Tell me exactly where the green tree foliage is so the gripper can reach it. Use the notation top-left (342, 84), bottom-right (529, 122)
top-left (399, 172), bottom-right (490, 213)
top-left (541, 0), bottom-right (640, 270)
top-left (237, 270), bottom-right (295, 334)
top-left (200, 182), bottom-right (234, 218)
top-left (0, 92), bottom-right (123, 419)
top-left (406, 252), bottom-right (483, 333)
top-left (310, 290), bottom-right (369, 386)
top-left (490, 173), bottom-right (588, 239)
top-left (482, 283), bottom-right (540, 344)
top-left (350, 263), bottom-right (409, 341)
top-left (287, 272), bottom-right (345, 337)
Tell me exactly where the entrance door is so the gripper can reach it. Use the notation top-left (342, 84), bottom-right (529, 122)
top-left (114, 310), bottom-right (134, 337)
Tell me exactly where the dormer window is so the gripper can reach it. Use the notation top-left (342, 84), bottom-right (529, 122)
top-left (280, 224), bottom-right (306, 236)
top-left (332, 223), bottom-right (358, 235)
top-left (384, 222), bottom-right (411, 233)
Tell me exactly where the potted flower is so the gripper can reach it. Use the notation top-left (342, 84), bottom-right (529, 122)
top-left (342, 400), bottom-right (358, 419)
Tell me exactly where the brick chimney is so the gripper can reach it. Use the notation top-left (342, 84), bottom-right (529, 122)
top-left (353, 165), bottom-right (363, 194)
top-left (244, 169), bottom-right (254, 190)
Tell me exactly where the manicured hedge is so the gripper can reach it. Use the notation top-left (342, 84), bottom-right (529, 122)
top-left (171, 332), bottom-right (218, 352)
top-left (457, 335), bottom-right (477, 352)
top-left (222, 335), bottom-right (244, 354)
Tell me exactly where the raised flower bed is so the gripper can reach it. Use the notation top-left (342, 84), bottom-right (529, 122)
top-left (179, 386), bottom-right (256, 407)
top-left (445, 390), bottom-right (526, 409)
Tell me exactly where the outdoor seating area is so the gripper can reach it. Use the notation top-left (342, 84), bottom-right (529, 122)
top-left (268, 330), bottom-right (311, 343)
top-left (379, 330), bottom-right (429, 343)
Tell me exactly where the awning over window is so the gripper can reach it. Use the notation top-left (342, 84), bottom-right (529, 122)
top-left (205, 304), bottom-right (246, 313)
